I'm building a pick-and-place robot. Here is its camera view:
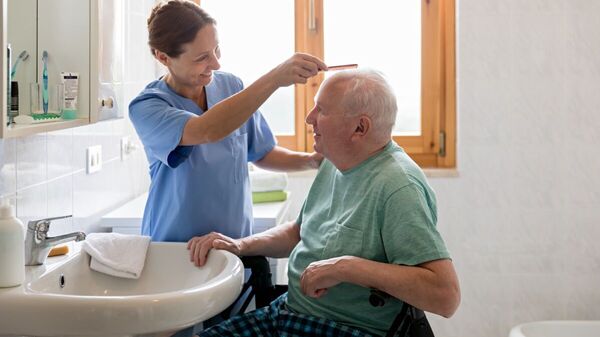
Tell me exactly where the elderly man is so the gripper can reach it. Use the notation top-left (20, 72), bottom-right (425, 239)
top-left (190, 69), bottom-right (460, 337)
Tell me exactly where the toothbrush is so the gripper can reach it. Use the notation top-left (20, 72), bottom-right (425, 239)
top-left (42, 51), bottom-right (49, 114)
top-left (10, 50), bottom-right (29, 81)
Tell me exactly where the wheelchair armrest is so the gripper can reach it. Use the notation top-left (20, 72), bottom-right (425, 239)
top-left (241, 256), bottom-right (274, 289)
top-left (368, 289), bottom-right (435, 337)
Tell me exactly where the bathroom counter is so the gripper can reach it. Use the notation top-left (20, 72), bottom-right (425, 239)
top-left (99, 192), bottom-right (291, 235)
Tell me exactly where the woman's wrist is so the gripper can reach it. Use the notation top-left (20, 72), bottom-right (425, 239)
top-left (261, 67), bottom-right (283, 91)
top-left (308, 152), bottom-right (323, 169)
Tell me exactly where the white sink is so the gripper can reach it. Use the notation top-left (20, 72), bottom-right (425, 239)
top-left (509, 320), bottom-right (600, 337)
top-left (0, 242), bottom-right (244, 337)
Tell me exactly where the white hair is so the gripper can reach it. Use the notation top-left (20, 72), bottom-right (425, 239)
top-left (326, 68), bottom-right (397, 137)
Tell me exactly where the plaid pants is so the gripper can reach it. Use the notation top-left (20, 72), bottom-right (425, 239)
top-left (199, 293), bottom-right (378, 337)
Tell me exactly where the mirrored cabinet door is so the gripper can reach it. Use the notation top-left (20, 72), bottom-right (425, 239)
top-left (1, 0), bottom-right (121, 138)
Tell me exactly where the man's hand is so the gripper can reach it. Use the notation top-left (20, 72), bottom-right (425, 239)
top-left (187, 232), bottom-right (243, 267)
top-left (299, 256), bottom-right (347, 298)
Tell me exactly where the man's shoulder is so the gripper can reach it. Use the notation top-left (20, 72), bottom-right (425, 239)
top-left (372, 145), bottom-right (425, 186)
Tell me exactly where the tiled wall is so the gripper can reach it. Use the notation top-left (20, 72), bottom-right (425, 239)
top-left (287, 1), bottom-right (600, 337)
top-left (0, 0), bottom-right (157, 238)
top-left (0, 122), bottom-right (149, 236)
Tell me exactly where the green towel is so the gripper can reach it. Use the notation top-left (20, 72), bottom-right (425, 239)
top-left (252, 191), bottom-right (287, 204)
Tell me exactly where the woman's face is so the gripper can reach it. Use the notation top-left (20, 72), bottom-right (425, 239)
top-left (167, 24), bottom-right (221, 88)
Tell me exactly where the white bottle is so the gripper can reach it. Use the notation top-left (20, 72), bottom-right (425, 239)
top-left (0, 198), bottom-right (25, 287)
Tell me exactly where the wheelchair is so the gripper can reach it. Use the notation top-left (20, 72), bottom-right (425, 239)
top-left (198, 256), bottom-right (436, 337)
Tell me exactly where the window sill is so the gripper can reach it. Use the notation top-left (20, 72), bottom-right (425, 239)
top-left (288, 168), bottom-right (459, 178)
top-left (423, 168), bottom-right (459, 178)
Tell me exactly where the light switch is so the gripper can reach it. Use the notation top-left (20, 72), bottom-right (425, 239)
top-left (120, 136), bottom-right (131, 161)
top-left (86, 145), bottom-right (102, 174)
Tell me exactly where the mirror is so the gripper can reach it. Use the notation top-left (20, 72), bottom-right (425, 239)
top-left (7, 0), bottom-right (37, 122)
top-left (3, 0), bottom-right (121, 136)
top-left (8, 0), bottom-right (91, 123)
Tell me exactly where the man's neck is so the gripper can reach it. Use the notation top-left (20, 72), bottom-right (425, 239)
top-left (331, 141), bottom-right (389, 172)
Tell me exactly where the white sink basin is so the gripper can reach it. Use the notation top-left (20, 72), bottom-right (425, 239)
top-left (0, 242), bottom-right (244, 337)
top-left (509, 320), bottom-right (600, 337)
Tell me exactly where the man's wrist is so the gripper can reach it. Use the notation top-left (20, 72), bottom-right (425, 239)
top-left (238, 238), bottom-right (250, 256)
top-left (336, 256), bottom-right (356, 283)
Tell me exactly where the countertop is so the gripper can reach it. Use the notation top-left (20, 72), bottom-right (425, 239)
top-left (100, 192), bottom-right (291, 234)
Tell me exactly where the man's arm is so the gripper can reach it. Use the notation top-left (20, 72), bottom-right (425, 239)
top-left (187, 221), bottom-right (301, 266)
top-left (253, 146), bottom-right (323, 171)
top-left (300, 256), bottom-right (460, 318)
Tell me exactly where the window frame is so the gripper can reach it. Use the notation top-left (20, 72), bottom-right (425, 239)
top-left (197, 0), bottom-right (456, 168)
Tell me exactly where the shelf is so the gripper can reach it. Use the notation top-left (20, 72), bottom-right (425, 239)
top-left (4, 118), bottom-right (89, 138)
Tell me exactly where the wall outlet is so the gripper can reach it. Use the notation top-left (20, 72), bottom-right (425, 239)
top-left (86, 145), bottom-right (102, 174)
top-left (120, 136), bottom-right (134, 161)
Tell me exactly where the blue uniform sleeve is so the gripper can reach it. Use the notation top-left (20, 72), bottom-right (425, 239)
top-left (129, 94), bottom-right (195, 168)
top-left (225, 75), bottom-right (276, 163)
top-left (246, 110), bottom-right (276, 162)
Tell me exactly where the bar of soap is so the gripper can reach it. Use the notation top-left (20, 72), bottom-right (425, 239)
top-left (48, 245), bottom-right (69, 257)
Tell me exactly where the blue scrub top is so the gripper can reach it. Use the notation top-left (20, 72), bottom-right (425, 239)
top-left (129, 71), bottom-right (276, 242)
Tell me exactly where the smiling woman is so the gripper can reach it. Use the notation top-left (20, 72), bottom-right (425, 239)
top-left (128, 0), bottom-right (325, 264)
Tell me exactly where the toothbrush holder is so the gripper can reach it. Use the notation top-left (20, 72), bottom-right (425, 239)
top-left (30, 82), bottom-right (64, 115)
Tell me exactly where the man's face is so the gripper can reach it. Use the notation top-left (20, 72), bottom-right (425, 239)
top-left (165, 24), bottom-right (221, 88)
top-left (305, 80), bottom-right (356, 157)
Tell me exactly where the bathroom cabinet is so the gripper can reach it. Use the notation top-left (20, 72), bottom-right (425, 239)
top-left (0, 0), bottom-right (120, 138)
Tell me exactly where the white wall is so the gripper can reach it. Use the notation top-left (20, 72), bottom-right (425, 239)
top-left (288, 1), bottom-right (600, 336)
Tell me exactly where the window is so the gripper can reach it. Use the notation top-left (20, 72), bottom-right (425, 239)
top-left (198, 0), bottom-right (455, 168)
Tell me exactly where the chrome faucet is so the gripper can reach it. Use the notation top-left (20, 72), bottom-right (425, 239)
top-left (24, 215), bottom-right (86, 266)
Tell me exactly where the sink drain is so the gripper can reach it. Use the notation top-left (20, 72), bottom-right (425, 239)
top-left (59, 273), bottom-right (65, 288)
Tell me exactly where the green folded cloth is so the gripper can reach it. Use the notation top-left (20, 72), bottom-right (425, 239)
top-left (252, 191), bottom-right (287, 204)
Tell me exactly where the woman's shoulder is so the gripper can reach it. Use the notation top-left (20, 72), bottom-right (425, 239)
top-left (129, 80), bottom-right (174, 110)
top-left (211, 71), bottom-right (244, 90)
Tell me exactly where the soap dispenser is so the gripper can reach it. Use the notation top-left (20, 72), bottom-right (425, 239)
top-left (0, 197), bottom-right (25, 287)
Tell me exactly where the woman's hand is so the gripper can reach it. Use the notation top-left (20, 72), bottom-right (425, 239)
top-left (187, 232), bottom-right (243, 267)
top-left (270, 53), bottom-right (328, 87)
top-left (309, 152), bottom-right (324, 169)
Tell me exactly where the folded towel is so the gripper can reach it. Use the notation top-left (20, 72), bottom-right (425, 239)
top-left (249, 170), bottom-right (288, 192)
top-left (252, 190), bottom-right (288, 204)
top-left (82, 233), bottom-right (151, 279)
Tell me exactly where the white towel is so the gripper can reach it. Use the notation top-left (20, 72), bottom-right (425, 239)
top-left (82, 233), bottom-right (151, 279)
top-left (249, 170), bottom-right (288, 192)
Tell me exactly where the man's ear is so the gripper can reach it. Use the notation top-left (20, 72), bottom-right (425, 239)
top-left (154, 50), bottom-right (170, 67)
top-left (353, 115), bottom-right (371, 139)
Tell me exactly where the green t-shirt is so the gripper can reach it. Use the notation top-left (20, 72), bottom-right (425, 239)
top-left (287, 141), bottom-right (450, 336)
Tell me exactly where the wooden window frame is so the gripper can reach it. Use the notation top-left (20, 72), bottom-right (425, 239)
top-left (294, 0), bottom-right (455, 168)
top-left (197, 0), bottom-right (456, 168)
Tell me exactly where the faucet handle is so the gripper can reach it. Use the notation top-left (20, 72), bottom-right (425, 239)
top-left (27, 215), bottom-right (73, 232)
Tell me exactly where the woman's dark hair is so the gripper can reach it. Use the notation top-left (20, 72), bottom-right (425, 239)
top-left (147, 0), bottom-right (216, 57)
